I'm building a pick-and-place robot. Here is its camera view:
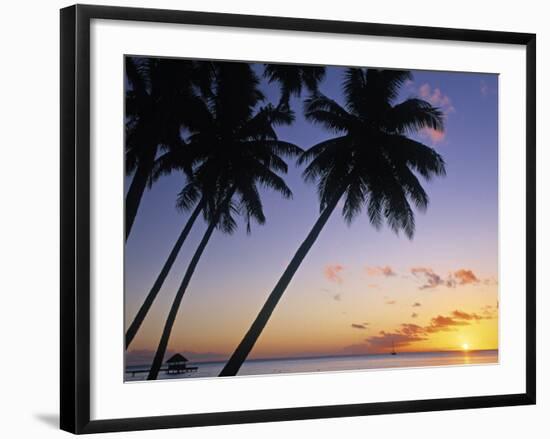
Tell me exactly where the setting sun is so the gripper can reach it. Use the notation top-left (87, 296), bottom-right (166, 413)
top-left (462, 343), bottom-right (470, 351)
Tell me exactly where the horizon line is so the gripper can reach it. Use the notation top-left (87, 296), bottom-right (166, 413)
top-left (126, 348), bottom-right (499, 367)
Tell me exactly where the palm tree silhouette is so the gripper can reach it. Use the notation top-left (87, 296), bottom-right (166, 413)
top-left (124, 60), bottom-right (322, 349)
top-left (264, 64), bottom-right (326, 108)
top-left (146, 62), bottom-right (302, 380)
top-left (220, 68), bottom-right (447, 376)
top-left (125, 57), bottom-right (203, 241)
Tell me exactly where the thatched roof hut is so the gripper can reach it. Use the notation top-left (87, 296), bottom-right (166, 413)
top-left (166, 353), bottom-right (188, 364)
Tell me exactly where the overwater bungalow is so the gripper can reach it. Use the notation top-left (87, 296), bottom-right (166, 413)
top-left (166, 353), bottom-right (189, 374)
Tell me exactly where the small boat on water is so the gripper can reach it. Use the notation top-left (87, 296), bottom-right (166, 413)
top-left (391, 340), bottom-right (397, 355)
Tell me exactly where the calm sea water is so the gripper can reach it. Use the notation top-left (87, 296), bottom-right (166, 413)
top-left (125, 349), bottom-right (498, 382)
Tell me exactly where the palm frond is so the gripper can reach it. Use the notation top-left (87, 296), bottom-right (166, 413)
top-left (386, 98), bottom-right (444, 134)
top-left (365, 69), bottom-right (412, 104)
top-left (304, 95), bottom-right (351, 133)
top-left (384, 135), bottom-right (446, 180)
top-left (264, 64), bottom-right (326, 106)
top-left (176, 182), bottom-right (202, 212)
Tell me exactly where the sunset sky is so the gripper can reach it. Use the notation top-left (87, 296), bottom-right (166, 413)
top-left (125, 63), bottom-right (498, 365)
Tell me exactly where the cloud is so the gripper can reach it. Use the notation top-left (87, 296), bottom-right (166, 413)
top-left (350, 307), bottom-right (488, 354)
top-left (421, 127), bottom-right (446, 143)
top-left (321, 288), bottom-right (343, 302)
top-left (418, 83), bottom-right (455, 114)
top-left (351, 323), bottom-right (368, 330)
top-left (480, 80), bottom-right (489, 96)
top-left (368, 283), bottom-right (380, 289)
top-left (481, 304), bottom-right (498, 318)
top-left (454, 269), bottom-right (480, 285)
top-left (426, 315), bottom-right (469, 332)
top-left (400, 323), bottom-right (425, 335)
top-left (483, 277), bottom-right (498, 286)
top-left (412, 302), bottom-right (422, 307)
top-left (411, 267), bottom-right (482, 290)
top-left (404, 78), bottom-right (414, 89)
top-left (365, 330), bottom-right (428, 351)
top-left (451, 310), bottom-right (483, 321)
top-left (411, 266), bottom-right (432, 275)
top-left (411, 312), bottom-right (418, 318)
top-left (365, 265), bottom-right (396, 277)
top-left (324, 264), bottom-right (344, 284)
top-left (411, 267), bottom-right (445, 290)
top-left (385, 300), bottom-right (396, 305)
top-left (416, 83), bottom-right (454, 144)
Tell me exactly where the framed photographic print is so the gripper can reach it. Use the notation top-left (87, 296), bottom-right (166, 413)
top-left (60, 4), bottom-right (536, 434)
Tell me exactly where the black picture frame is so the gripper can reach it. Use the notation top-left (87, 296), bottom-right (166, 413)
top-left (60, 4), bottom-right (536, 434)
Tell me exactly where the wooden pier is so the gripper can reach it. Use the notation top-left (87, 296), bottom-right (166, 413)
top-left (128, 353), bottom-right (198, 377)
top-left (128, 366), bottom-right (198, 377)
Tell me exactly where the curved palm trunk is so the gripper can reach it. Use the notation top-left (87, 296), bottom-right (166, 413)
top-left (147, 188), bottom-right (236, 380)
top-left (125, 150), bottom-right (156, 242)
top-left (219, 190), bottom-right (344, 376)
top-left (147, 220), bottom-right (217, 380)
top-left (125, 199), bottom-right (204, 349)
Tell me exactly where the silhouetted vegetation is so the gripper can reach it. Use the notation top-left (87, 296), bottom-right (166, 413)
top-left (220, 69), bottom-right (446, 376)
top-left (124, 58), bottom-right (446, 380)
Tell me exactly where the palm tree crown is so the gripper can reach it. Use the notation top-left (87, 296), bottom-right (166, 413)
top-left (125, 57), bottom-right (204, 240)
top-left (263, 64), bottom-right (326, 108)
top-left (155, 61), bottom-right (303, 233)
top-left (301, 68), bottom-right (446, 238)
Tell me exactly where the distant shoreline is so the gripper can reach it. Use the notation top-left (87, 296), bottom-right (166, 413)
top-left (126, 348), bottom-right (498, 368)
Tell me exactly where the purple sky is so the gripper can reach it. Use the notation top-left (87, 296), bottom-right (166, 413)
top-left (125, 62), bottom-right (498, 363)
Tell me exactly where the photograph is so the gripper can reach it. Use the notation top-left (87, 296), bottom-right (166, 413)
top-left (123, 56), bottom-right (499, 382)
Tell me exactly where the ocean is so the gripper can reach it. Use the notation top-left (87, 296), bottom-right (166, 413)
top-left (125, 349), bottom-right (498, 382)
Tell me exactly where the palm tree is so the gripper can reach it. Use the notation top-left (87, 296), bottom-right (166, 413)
top-left (146, 62), bottom-right (302, 380)
top-left (125, 150), bottom-right (206, 349)
top-left (263, 64), bottom-right (326, 108)
top-left (220, 68), bottom-right (447, 376)
top-left (124, 60), bottom-right (315, 349)
top-left (125, 57), bottom-right (202, 241)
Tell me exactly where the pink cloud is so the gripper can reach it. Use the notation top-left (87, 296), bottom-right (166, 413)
top-left (454, 269), bottom-right (480, 285)
top-left (418, 83), bottom-right (455, 114)
top-left (411, 267), bottom-right (482, 290)
top-left (417, 83), bottom-right (454, 144)
top-left (421, 127), bottom-right (446, 143)
top-left (418, 83), bottom-right (431, 98)
top-left (365, 265), bottom-right (396, 277)
top-left (324, 264), bottom-right (344, 284)
top-left (411, 267), bottom-right (445, 290)
top-left (480, 80), bottom-right (489, 96)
